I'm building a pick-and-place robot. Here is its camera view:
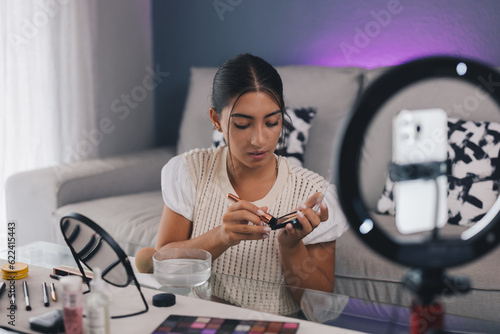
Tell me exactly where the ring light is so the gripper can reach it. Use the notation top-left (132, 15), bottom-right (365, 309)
top-left (335, 56), bottom-right (500, 269)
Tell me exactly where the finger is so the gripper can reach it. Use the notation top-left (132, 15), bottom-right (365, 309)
top-left (285, 222), bottom-right (297, 235)
top-left (226, 200), bottom-right (268, 225)
top-left (228, 200), bottom-right (266, 217)
top-left (295, 210), bottom-right (314, 234)
top-left (303, 192), bottom-right (322, 208)
top-left (233, 224), bottom-right (271, 238)
top-left (224, 210), bottom-right (264, 225)
top-left (317, 201), bottom-right (329, 222)
top-left (221, 223), bottom-right (270, 244)
top-left (300, 197), bottom-right (329, 223)
top-left (298, 203), bottom-right (323, 228)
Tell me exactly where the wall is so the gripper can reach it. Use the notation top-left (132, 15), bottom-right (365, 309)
top-left (93, 0), bottom-right (155, 158)
top-left (152, 0), bottom-right (500, 147)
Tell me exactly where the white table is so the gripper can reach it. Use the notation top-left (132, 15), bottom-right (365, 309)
top-left (2, 241), bottom-right (499, 334)
top-left (0, 259), bottom-right (361, 334)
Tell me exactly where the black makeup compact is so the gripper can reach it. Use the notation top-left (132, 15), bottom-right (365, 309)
top-left (227, 194), bottom-right (302, 230)
top-left (269, 211), bottom-right (302, 230)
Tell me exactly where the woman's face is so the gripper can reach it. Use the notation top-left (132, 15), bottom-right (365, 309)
top-left (220, 91), bottom-right (282, 172)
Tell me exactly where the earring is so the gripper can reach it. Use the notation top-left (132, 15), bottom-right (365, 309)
top-left (214, 124), bottom-right (222, 132)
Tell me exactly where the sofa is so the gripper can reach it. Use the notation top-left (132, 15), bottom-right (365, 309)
top-left (6, 63), bottom-right (500, 322)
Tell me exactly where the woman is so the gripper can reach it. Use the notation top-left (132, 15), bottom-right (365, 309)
top-left (136, 53), bottom-right (348, 314)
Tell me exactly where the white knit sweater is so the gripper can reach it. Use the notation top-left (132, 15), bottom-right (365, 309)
top-left (167, 146), bottom-right (346, 315)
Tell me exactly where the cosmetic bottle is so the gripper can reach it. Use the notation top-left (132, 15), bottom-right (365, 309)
top-left (61, 275), bottom-right (83, 334)
top-left (86, 268), bottom-right (111, 334)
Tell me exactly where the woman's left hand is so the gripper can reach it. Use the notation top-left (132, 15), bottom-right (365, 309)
top-left (277, 192), bottom-right (328, 248)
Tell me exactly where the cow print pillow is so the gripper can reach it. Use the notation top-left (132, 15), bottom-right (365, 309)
top-left (377, 118), bottom-right (500, 226)
top-left (212, 106), bottom-right (317, 167)
top-left (447, 118), bottom-right (500, 225)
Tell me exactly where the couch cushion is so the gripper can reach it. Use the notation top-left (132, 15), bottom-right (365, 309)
top-left (447, 118), bottom-right (500, 225)
top-left (54, 191), bottom-right (163, 256)
top-left (335, 212), bottom-right (500, 321)
top-left (178, 66), bottom-right (364, 178)
top-left (177, 68), bottom-right (218, 155)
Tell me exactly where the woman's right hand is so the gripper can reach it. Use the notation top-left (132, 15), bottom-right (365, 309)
top-left (219, 200), bottom-right (271, 246)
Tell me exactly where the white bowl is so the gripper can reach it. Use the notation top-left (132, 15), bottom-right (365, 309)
top-left (153, 248), bottom-right (211, 288)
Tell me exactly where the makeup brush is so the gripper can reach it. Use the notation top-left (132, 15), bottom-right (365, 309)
top-left (227, 194), bottom-right (278, 225)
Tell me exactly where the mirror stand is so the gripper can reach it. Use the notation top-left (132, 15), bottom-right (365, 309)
top-left (60, 212), bottom-right (149, 318)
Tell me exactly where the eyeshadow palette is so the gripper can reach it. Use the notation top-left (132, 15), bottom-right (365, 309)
top-left (151, 315), bottom-right (299, 334)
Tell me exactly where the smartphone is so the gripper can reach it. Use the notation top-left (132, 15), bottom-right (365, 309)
top-left (392, 108), bottom-right (448, 234)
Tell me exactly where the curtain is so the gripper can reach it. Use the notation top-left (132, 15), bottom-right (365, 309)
top-left (0, 1), bottom-right (98, 237)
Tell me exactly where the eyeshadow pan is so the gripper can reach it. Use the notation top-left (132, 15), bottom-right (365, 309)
top-left (219, 319), bottom-right (238, 332)
top-left (251, 325), bottom-right (266, 332)
top-left (155, 326), bottom-right (172, 332)
top-left (210, 318), bottom-right (224, 324)
top-left (267, 322), bottom-right (282, 332)
top-left (185, 329), bottom-right (202, 334)
top-left (234, 324), bottom-right (251, 331)
top-left (201, 330), bottom-right (217, 334)
top-left (161, 320), bottom-right (178, 327)
top-left (283, 323), bottom-right (298, 329)
top-left (191, 323), bottom-right (206, 329)
top-left (196, 317), bottom-right (211, 323)
top-left (219, 324), bottom-right (236, 331)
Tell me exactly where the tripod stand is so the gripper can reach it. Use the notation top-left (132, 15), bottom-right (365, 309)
top-left (404, 268), bottom-right (471, 334)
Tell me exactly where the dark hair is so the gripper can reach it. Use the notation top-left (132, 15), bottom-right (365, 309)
top-left (211, 53), bottom-right (289, 155)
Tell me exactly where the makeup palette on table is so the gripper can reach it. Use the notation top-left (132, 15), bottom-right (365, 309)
top-left (151, 315), bottom-right (299, 334)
